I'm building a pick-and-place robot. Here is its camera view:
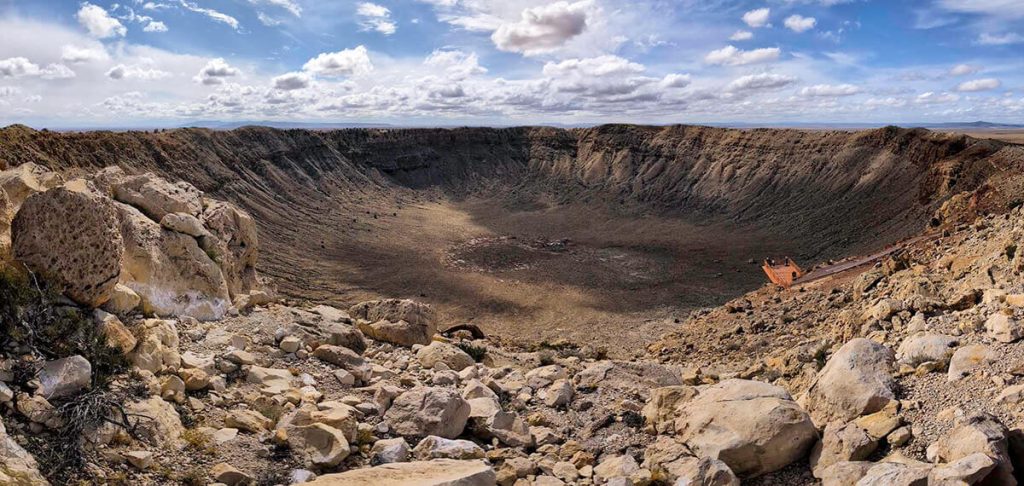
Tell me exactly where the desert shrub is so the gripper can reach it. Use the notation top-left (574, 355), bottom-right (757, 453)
top-left (457, 341), bottom-right (487, 362)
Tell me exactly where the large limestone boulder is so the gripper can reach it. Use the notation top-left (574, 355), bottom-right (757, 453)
top-left (674, 379), bottom-right (818, 478)
top-left (643, 386), bottom-right (698, 434)
top-left (304, 459), bottom-right (495, 486)
top-left (0, 162), bottom-right (62, 211)
top-left (929, 412), bottom-right (1016, 485)
top-left (384, 386), bottom-right (470, 439)
top-left (111, 172), bottom-right (202, 222)
top-left (0, 417), bottom-right (49, 485)
top-left (116, 201), bottom-right (231, 320)
top-left (202, 200), bottom-right (259, 299)
top-left (802, 338), bottom-right (897, 425)
top-left (12, 180), bottom-right (123, 307)
top-left (350, 299), bottom-right (437, 347)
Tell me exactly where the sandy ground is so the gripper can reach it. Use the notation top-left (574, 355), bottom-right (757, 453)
top-left (956, 129), bottom-right (1024, 144)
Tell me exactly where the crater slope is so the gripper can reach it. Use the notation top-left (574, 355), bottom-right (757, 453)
top-left (1, 124), bottom-right (1020, 353)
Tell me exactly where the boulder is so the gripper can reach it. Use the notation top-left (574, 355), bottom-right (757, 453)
top-left (12, 180), bottom-right (123, 307)
top-left (313, 345), bottom-right (369, 378)
top-left (928, 452), bottom-right (997, 484)
top-left (286, 423), bottom-right (350, 467)
top-left (0, 162), bottom-right (61, 211)
top-left (304, 459), bottom-right (495, 486)
top-left (642, 386), bottom-right (698, 434)
top-left (350, 299), bottom-right (437, 346)
top-left (948, 344), bottom-right (995, 382)
top-left (0, 417), bottom-right (49, 485)
top-left (593, 454), bottom-right (640, 481)
top-left (673, 457), bottom-right (739, 486)
top-left (124, 397), bottom-right (185, 448)
top-left (160, 212), bottom-right (208, 238)
top-left (856, 461), bottom-right (931, 486)
top-left (896, 333), bottom-right (958, 368)
top-left (111, 172), bottom-right (202, 222)
top-left (116, 201), bottom-right (231, 321)
top-left (810, 422), bottom-right (878, 477)
top-left (225, 409), bottom-right (274, 433)
top-left (384, 386), bottom-right (470, 439)
top-left (210, 463), bottom-right (253, 486)
top-left (986, 313), bottom-right (1022, 343)
top-left (201, 200), bottom-right (259, 299)
top-left (817, 461), bottom-right (873, 486)
top-left (94, 309), bottom-right (138, 354)
top-left (929, 412), bottom-right (1016, 485)
top-left (802, 338), bottom-right (897, 425)
top-left (36, 355), bottom-right (92, 400)
top-left (413, 436), bottom-right (486, 460)
top-left (129, 319), bottom-right (181, 374)
top-left (641, 436), bottom-right (695, 483)
top-left (101, 283), bottom-right (142, 314)
top-left (674, 379), bottom-right (817, 477)
top-left (325, 325), bottom-right (367, 354)
top-left (370, 438), bottom-right (410, 465)
top-left (417, 341), bottom-right (475, 371)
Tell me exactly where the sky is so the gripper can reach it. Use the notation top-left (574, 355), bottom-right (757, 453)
top-left (0, 0), bottom-right (1023, 128)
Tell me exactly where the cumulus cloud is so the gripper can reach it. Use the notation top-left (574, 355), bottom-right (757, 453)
top-left (743, 8), bottom-right (770, 28)
top-left (357, 2), bottom-right (397, 35)
top-left (725, 73), bottom-right (796, 92)
top-left (541, 55), bottom-right (659, 100)
top-left (39, 64), bottom-right (76, 80)
top-left (144, 20), bottom-right (169, 32)
top-left (273, 72), bottom-right (311, 90)
top-left (61, 44), bottom-right (109, 64)
top-left (0, 58), bottom-right (75, 80)
top-left (705, 45), bottom-right (781, 66)
top-left (491, 1), bottom-right (591, 55)
top-left (956, 78), bottom-right (1001, 92)
top-left (800, 84), bottom-right (860, 97)
top-left (730, 30), bottom-right (753, 41)
top-left (107, 64), bottom-right (172, 80)
top-left (784, 15), bottom-right (816, 33)
top-left (424, 49), bottom-right (487, 78)
top-left (77, 3), bottom-right (127, 38)
top-left (303, 46), bottom-right (373, 77)
top-left (949, 64), bottom-right (981, 76)
top-left (194, 58), bottom-right (240, 85)
top-left (660, 73), bottom-right (692, 88)
top-left (977, 32), bottom-right (1024, 45)
top-left (916, 91), bottom-right (960, 104)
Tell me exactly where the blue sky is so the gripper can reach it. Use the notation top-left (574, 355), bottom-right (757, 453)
top-left (0, 0), bottom-right (1022, 127)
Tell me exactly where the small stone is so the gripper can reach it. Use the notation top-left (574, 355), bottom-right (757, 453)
top-left (280, 336), bottom-right (302, 354)
top-left (412, 435), bottom-right (485, 460)
top-left (370, 437), bottom-right (410, 464)
top-left (124, 450), bottom-right (154, 470)
top-left (211, 463), bottom-right (253, 486)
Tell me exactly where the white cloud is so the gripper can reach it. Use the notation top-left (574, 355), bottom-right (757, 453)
top-left (956, 78), bottom-right (1001, 92)
top-left (705, 45), bottom-right (781, 66)
top-left (916, 91), bottom-right (960, 104)
top-left (730, 30), bottom-right (753, 41)
top-left (491, 1), bottom-right (591, 55)
top-left (660, 73), bottom-right (692, 88)
top-left (976, 32), bottom-right (1024, 45)
top-left (39, 64), bottom-right (76, 80)
top-left (725, 73), bottom-right (796, 92)
top-left (303, 46), bottom-right (373, 77)
top-left (0, 57), bottom-right (39, 77)
top-left (193, 58), bottom-right (240, 85)
top-left (949, 64), bottom-right (981, 76)
top-left (800, 83), bottom-right (860, 97)
top-left (248, 0), bottom-right (301, 17)
top-left (77, 3), bottom-right (127, 38)
top-left (742, 8), bottom-right (770, 28)
top-left (61, 44), bottom-right (109, 64)
top-left (784, 15), bottom-right (816, 33)
top-left (0, 86), bottom-right (20, 97)
top-left (107, 64), bottom-right (172, 80)
top-left (424, 49), bottom-right (488, 78)
top-left (272, 72), bottom-right (311, 90)
top-left (178, 0), bottom-right (240, 30)
top-left (357, 2), bottom-right (397, 35)
top-left (144, 20), bottom-right (168, 32)
top-left (257, 12), bottom-right (282, 26)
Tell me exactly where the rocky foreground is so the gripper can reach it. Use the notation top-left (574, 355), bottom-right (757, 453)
top-left (3, 163), bottom-right (1024, 485)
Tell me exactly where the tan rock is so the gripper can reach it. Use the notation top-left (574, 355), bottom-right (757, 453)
top-left (810, 422), bottom-right (878, 477)
top-left (36, 355), bottom-right (92, 400)
top-left (101, 283), bottom-right (142, 314)
top-left (12, 181), bottom-right (123, 306)
top-left (225, 409), bottom-right (273, 433)
top-left (201, 200), bottom-right (260, 299)
top-left (111, 172), bottom-right (202, 221)
top-left (413, 436), bottom-right (485, 460)
top-left (384, 386), bottom-right (470, 439)
top-left (930, 412), bottom-right (1015, 485)
top-left (94, 309), bottom-right (138, 354)
top-left (802, 338), bottom-right (897, 425)
top-left (0, 417), bottom-right (49, 485)
top-left (948, 344), bottom-right (995, 382)
top-left (642, 386), bottom-right (698, 434)
top-left (304, 459), bottom-right (495, 486)
top-left (986, 313), bottom-right (1022, 343)
top-left (895, 333), bottom-right (958, 369)
top-left (129, 319), bottom-right (181, 373)
top-left (350, 299), bottom-right (437, 346)
top-left (210, 463), bottom-right (253, 486)
top-left (417, 341), bottom-right (475, 371)
top-left (674, 379), bottom-right (817, 478)
top-left (0, 162), bottom-right (61, 210)
top-left (286, 423), bottom-right (350, 467)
